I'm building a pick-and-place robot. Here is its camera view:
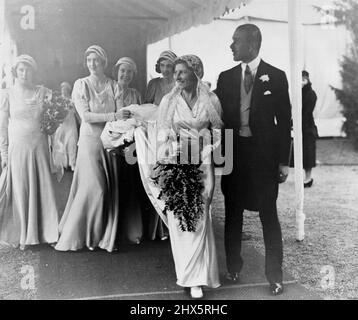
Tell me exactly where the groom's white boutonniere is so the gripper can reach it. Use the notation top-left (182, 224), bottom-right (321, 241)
top-left (260, 74), bottom-right (270, 82)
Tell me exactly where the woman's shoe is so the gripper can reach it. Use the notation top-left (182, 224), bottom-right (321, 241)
top-left (19, 244), bottom-right (27, 251)
top-left (304, 178), bottom-right (313, 188)
top-left (190, 286), bottom-right (203, 299)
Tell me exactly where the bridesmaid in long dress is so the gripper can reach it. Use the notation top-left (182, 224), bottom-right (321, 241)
top-left (112, 57), bottom-right (143, 244)
top-left (144, 50), bottom-right (177, 241)
top-left (55, 45), bottom-right (131, 252)
top-left (136, 55), bottom-right (222, 299)
top-left (0, 55), bottom-right (59, 250)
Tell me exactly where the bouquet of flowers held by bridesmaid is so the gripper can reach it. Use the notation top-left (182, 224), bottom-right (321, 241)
top-left (40, 91), bottom-right (72, 135)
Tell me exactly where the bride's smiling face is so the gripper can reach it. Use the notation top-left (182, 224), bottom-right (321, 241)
top-left (174, 63), bottom-right (197, 91)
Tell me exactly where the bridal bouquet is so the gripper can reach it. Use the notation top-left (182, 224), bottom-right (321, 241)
top-left (40, 91), bottom-right (71, 135)
top-left (151, 158), bottom-right (205, 232)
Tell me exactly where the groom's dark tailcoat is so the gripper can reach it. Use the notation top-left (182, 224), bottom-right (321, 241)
top-left (215, 60), bottom-right (291, 283)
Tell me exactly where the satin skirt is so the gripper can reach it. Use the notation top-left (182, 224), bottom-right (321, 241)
top-left (134, 127), bottom-right (220, 288)
top-left (55, 135), bottom-right (119, 252)
top-left (0, 133), bottom-right (59, 246)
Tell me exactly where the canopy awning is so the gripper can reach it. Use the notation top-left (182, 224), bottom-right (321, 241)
top-left (52, 0), bottom-right (250, 44)
top-left (137, 0), bottom-right (250, 43)
top-left (3, 0), bottom-right (251, 48)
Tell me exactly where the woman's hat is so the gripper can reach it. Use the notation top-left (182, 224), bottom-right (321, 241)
top-left (84, 45), bottom-right (108, 68)
top-left (155, 50), bottom-right (177, 73)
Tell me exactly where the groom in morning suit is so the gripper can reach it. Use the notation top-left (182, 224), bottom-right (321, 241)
top-left (215, 24), bottom-right (292, 295)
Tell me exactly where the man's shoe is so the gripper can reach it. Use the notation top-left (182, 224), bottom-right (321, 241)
top-left (225, 272), bottom-right (240, 284)
top-left (269, 283), bottom-right (284, 296)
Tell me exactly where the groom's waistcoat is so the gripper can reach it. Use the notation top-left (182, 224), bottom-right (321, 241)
top-left (239, 79), bottom-right (253, 137)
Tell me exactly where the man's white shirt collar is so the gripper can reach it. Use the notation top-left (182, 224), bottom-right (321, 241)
top-left (241, 56), bottom-right (261, 79)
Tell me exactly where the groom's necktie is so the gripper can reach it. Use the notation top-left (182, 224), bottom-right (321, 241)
top-left (244, 65), bottom-right (254, 94)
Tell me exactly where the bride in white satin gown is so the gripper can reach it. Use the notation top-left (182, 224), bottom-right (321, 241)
top-left (134, 55), bottom-right (222, 299)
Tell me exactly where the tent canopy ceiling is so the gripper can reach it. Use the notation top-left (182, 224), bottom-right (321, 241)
top-left (78, 0), bottom-right (251, 43)
top-left (6, 0), bottom-right (250, 44)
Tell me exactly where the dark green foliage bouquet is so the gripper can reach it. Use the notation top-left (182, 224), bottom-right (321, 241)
top-left (40, 91), bottom-right (71, 135)
top-left (151, 163), bottom-right (204, 232)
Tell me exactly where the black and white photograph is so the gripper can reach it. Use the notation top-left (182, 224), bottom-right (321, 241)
top-left (0, 0), bottom-right (357, 304)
